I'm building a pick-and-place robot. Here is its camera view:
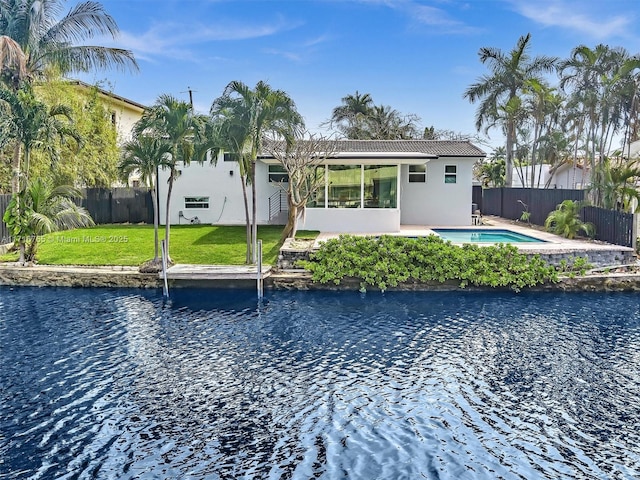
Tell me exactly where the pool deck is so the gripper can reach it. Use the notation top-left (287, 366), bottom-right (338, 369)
top-left (313, 216), bottom-right (635, 257)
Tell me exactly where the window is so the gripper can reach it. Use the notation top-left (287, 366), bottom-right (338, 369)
top-left (307, 166), bottom-right (326, 208)
top-left (184, 196), bottom-right (209, 209)
top-left (132, 180), bottom-right (140, 188)
top-left (364, 165), bottom-right (397, 208)
top-left (268, 164), bottom-right (289, 182)
top-left (409, 164), bottom-right (426, 183)
top-left (110, 112), bottom-right (117, 128)
top-left (223, 152), bottom-right (237, 162)
top-left (328, 165), bottom-right (361, 208)
top-left (445, 165), bottom-right (457, 184)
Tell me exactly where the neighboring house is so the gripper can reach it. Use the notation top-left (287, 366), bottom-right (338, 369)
top-left (157, 140), bottom-right (486, 233)
top-left (71, 80), bottom-right (145, 144)
top-left (71, 81), bottom-right (146, 186)
top-left (511, 163), bottom-right (590, 189)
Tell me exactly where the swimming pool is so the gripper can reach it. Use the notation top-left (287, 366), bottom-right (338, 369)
top-left (2, 287), bottom-right (639, 479)
top-left (433, 228), bottom-right (546, 243)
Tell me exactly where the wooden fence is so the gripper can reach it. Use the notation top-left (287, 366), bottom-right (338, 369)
top-left (0, 188), bottom-right (153, 245)
top-left (582, 206), bottom-right (636, 249)
top-left (481, 187), bottom-right (636, 248)
top-left (82, 188), bottom-right (153, 224)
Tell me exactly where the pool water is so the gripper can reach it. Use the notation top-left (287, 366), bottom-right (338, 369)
top-left (433, 228), bottom-right (546, 243)
top-left (1, 287), bottom-right (639, 479)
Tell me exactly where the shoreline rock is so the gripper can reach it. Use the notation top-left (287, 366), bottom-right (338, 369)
top-left (1, 263), bottom-right (640, 292)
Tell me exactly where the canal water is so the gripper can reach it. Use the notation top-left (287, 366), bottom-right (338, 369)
top-left (1, 287), bottom-right (639, 479)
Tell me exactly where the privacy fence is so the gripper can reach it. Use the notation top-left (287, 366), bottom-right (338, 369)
top-left (0, 187), bottom-right (153, 245)
top-left (1, 187), bottom-right (636, 250)
top-left (481, 187), bottom-right (637, 249)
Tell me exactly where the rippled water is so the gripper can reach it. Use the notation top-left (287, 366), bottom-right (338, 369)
top-left (1, 287), bottom-right (639, 479)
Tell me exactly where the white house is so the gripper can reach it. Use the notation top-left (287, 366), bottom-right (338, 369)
top-left (157, 140), bottom-right (486, 233)
top-left (511, 163), bottom-right (590, 189)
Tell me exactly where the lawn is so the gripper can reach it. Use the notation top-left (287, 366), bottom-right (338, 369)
top-left (0, 225), bottom-right (318, 266)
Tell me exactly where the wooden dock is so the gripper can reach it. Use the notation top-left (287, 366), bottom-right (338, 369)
top-left (161, 264), bottom-right (271, 281)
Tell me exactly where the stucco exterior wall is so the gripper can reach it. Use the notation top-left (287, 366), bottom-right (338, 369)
top-left (157, 155), bottom-right (281, 226)
top-left (400, 158), bottom-right (474, 226)
top-left (552, 167), bottom-right (589, 189)
top-left (299, 208), bottom-right (400, 233)
top-left (158, 154), bottom-right (479, 230)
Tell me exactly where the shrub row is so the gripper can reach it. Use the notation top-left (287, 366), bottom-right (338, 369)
top-left (298, 235), bottom-right (562, 292)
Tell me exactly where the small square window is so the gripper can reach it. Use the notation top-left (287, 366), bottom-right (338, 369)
top-left (268, 164), bottom-right (289, 182)
top-left (444, 165), bottom-right (457, 184)
top-left (184, 196), bottom-right (209, 209)
top-left (409, 164), bottom-right (426, 183)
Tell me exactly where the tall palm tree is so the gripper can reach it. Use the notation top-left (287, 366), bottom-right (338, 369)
top-left (119, 135), bottom-right (171, 263)
top-left (559, 45), bottom-right (636, 171)
top-left (211, 80), bottom-right (303, 263)
top-left (464, 33), bottom-right (557, 186)
top-left (0, 0), bottom-right (137, 88)
top-left (134, 94), bottom-right (209, 262)
top-left (3, 177), bottom-right (93, 263)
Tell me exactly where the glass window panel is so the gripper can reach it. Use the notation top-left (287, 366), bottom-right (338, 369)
top-left (409, 164), bottom-right (426, 183)
top-left (307, 166), bottom-right (326, 208)
top-left (268, 164), bottom-right (289, 182)
top-left (445, 165), bottom-right (457, 183)
top-left (185, 196), bottom-right (210, 208)
top-left (364, 165), bottom-right (397, 208)
top-left (328, 165), bottom-right (361, 208)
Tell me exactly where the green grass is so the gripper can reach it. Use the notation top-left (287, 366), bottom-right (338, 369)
top-left (0, 224), bottom-right (319, 266)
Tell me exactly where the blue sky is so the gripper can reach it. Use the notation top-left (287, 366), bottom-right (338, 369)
top-left (79, 0), bottom-right (639, 149)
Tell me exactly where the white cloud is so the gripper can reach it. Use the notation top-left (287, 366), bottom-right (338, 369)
top-left (106, 16), bottom-right (301, 63)
top-left (508, 0), bottom-right (634, 40)
top-left (348, 0), bottom-right (481, 33)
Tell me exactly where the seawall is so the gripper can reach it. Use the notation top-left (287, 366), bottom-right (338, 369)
top-left (1, 264), bottom-right (640, 292)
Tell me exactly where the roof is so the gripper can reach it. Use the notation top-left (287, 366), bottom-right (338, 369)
top-left (259, 139), bottom-right (486, 159)
top-left (325, 140), bottom-right (486, 157)
top-left (70, 80), bottom-right (146, 112)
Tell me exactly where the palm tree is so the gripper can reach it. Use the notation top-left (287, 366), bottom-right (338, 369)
top-left (119, 135), bottom-right (171, 263)
top-left (0, 83), bottom-right (79, 193)
top-left (544, 199), bottom-right (594, 239)
top-left (522, 79), bottom-right (562, 187)
top-left (133, 94), bottom-right (209, 262)
top-left (3, 178), bottom-right (93, 263)
top-left (588, 158), bottom-right (640, 212)
top-left (464, 33), bottom-right (557, 186)
top-left (0, 0), bottom-right (137, 88)
top-left (211, 80), bottom-right (303, 263)
top-left (328, 90), bottom-right (373, 139)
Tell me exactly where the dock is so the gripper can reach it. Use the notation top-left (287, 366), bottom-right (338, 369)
top-left (161, 264), bottom-right (271, 281)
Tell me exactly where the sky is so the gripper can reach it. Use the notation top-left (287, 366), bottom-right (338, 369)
top-left (77, 0), bottom-right (640, 150)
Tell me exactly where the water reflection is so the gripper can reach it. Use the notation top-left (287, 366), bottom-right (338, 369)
top-left (1, 288), bottom-right (639, 479)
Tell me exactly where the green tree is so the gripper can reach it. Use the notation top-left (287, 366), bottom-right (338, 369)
top-left (0, 0), bottom-right (137, 88)
top-left (544, 199), bottom-right (594, 239)
top-left (30, 78), bottom-right (119, 187)
top-left (0, 83), bottom-right (79, 193)
top-left (464, 33), bottom-right (557, 186)
top-left (134, 94), bottom-right (209, 262)
top-left (119, 135), bottom-right (171, 263)
top-left (326, 91), bottom-right (422, 140)
top-left (588, 158), bottom-right (640, 212)
top-left (211, 80), bottom-right (304, 263)
top-left (327, 90), bottom-right (373, 139)
top-left (3, 178), bottom-right (93, 264)
top-left (477, 157), bottom-right (505, 187)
